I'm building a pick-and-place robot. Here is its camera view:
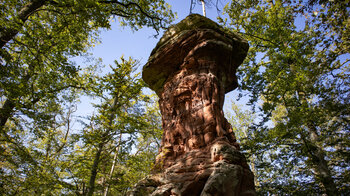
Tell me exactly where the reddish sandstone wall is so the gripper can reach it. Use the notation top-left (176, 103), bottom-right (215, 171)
top-left (128, 14), bottom-right (256, 196)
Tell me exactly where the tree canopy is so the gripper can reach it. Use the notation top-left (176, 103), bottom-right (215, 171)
top-left (222, 0), bottom-right (349, 195)
top-left (0, 0), bottom-right (173, 194)
top-left (0, 0), bottom-right (174, 132)
top-left (0, 0), bottom-right (349, 195)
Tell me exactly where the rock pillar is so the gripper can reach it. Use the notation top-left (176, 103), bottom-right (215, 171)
top-left (128, 14), bottom-right (256, 196)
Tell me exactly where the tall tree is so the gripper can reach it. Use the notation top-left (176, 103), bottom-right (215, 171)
top-left (105, 95), bottom-right (163, 195)
top-left (222, 0), bottom-right (349, 195)
top-left (0, 0), bottom-right (174, 133)
top-left (0, 0), bottom-right (174, 194)
top-left (84, 57), bottom-right (145, 196)
top-left (68, 58), bottom-right (162, 195)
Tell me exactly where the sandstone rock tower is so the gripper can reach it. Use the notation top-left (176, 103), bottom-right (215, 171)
top-left (128, 14), bottom-right (256, 196)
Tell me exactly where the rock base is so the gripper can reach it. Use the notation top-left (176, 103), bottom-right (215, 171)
top-left (127, 141), bottom-right (255, 196)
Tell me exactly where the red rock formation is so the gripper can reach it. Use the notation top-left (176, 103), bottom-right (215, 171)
top-left (128, 14), bottom-right (256, 196)
top-left (155, 32), bottom-right (242, 168)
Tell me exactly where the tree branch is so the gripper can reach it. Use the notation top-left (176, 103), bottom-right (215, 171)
top-left (0, 0), bottom-right (47, 49)
top-left (237, 31), bottom-right (279, 47)
top-left (99, 0), bottom-right (165, 34)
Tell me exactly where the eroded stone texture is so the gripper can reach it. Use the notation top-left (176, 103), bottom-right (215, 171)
top-left (128, 141), bottom-right (255, 196)
top-left (128, 14), bottom-right (256, 196)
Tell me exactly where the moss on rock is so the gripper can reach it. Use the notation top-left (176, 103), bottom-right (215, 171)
top-left (142, 14), bottom-right (248, 94)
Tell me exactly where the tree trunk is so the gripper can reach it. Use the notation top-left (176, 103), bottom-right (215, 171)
top-left (304, 124), bottom-right (338, 196)
top-left (88, 96), bottom-right (120, 196)
top-left (0, 0), bottom-right (46, 49)
top-left (0, 99), bottom-right (15, 132)
top-left (0, 0), bottom-right (46, 130)
top-left (87, 142), bottom-right (104, 196)
top-left (297, 91), bottom-right (338, 195)
top-left (103, 133), bottom-right (122, 196)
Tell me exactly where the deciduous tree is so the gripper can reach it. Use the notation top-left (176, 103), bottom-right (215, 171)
top-left (0, 1), bottom-right (173, 194)
top-left (222, 0), bottom-right (349, 195)
top-left (0, 0), bottom-right (174, 133)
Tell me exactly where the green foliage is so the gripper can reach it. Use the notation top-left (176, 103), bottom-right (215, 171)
top-left (0, 0), bottom-right (173, 144)
top-left (0, 0), bottom-right (172, 194)
top-left (0, 56), bottom-right (163, 195)
top-left (222, 0), bottom-right (349, 195)
top-left (225, 102), bottom-right (260, 187)
top-left (0, 0), bottom-right (174, 135)
top-left (58, 58), bottom-right (162, 195)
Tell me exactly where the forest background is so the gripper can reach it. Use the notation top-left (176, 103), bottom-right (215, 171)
top-left (0, 0), bottom-right (349, 195)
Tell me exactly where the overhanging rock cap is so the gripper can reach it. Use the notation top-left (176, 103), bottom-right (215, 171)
top-left (142, 14), bottom-right (249, 95)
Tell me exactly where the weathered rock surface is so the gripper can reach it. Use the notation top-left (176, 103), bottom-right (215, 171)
top-left (142, 14), bottom-right (248, 95)
top-left (128, 141), bottom-right (255, 196)
top-left (128, 14), bottom-right (256, 196)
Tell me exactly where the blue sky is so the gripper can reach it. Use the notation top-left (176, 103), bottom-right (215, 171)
top-left (92, 0), bottom-right (229, 69)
